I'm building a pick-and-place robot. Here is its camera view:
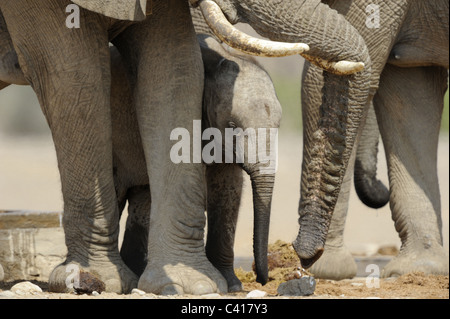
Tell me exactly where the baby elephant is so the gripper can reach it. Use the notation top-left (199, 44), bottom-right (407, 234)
top-left (111, 35), bottom-right (281, 292)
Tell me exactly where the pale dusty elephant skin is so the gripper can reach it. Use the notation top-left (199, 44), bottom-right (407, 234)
top-left (302, 0), bottom-right (449, 279)
top-left (1, 0), bottom-right (372, 294)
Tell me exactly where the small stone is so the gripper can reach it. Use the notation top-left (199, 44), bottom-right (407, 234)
top-left (91, 291), bottom-right (100, 296)
top-left (11, 281), bottom-right (43, 295)
top-left (277, 276), bottom-right (316, 296)
top-left (351, 282), bottom-right (364, 287)
top-left (131, 288), bottom-right (146, 296)
top-left (0, 290), bottom-right (16, 298)
top-left (246, 290), bottom-right (267, 298)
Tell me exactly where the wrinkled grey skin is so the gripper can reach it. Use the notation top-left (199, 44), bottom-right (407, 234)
top-left (302, 0), bottom-right (449, 279)
top-left (1, 14), bottom-right (280, 292)
top-left (1, 0), bottom-right (371, 293)
top-left (111, 35), bottom-right (281, 292)
top-left (1, 0), bottom-right (214, 294)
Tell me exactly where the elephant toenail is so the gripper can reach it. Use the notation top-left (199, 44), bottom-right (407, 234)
top-left (191, 280), bottom-right (215, 295)
top-left (161, 284), bottom-right (184, 296)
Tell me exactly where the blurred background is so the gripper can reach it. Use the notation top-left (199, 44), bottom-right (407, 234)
top-left (0, 25), bottom-right (448, 264)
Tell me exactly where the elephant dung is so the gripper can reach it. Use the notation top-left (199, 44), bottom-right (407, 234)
top-left (74, 270), bottom-right (106, 295)
top-left (277, 276), bottom-right (316, 296)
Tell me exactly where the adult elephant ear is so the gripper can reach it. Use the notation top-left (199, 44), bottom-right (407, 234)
top-left (71, 0), bottom-right (148, 21)
top-left (197, 0), bottom-right (365, 75)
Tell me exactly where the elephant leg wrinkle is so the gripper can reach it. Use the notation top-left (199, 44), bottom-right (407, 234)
top-left (0, 0), bottom-right (138, 293)
top-left (112, 0), bottom-right (227, 295)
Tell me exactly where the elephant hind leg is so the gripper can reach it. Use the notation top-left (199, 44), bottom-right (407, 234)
top-left (375, 65), bottom-right (449, 277)
top-left (0, 0), bottom-right (137, 293)
top-left (120, 185), bottom-right (151, 277)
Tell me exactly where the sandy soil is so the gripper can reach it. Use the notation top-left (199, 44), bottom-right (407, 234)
top-left (1, 242), bottom-right (448, 299)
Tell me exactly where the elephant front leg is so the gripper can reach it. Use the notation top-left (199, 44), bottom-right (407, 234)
top-left (0, 0), bottom-right (137, 293)
top-left (375, 65), bottom-right (449, 277)
top-left (205, 164), bottom-right (244, 292)
top-left (113, 0), bottom-right (226, 295)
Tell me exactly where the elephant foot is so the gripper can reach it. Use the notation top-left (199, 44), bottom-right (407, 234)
top-left (48, 257), bottom-right (138, 294)
top-left (0, 263), bottom-right (4, 281)
top-left (308, 244), bottom-right (357, 280)
top-left (382, 245), bottom-right (449, 278)
top-left (138, 256), bottom-right (228, 295)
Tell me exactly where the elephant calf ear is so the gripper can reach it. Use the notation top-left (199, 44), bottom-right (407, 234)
top-left (199, 44), bottom-right (227, 75)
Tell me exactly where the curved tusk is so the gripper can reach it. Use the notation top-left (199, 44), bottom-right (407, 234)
top-left (303, 55), bottom-right (366, 75)
top-left (198, 0), bottom-right (310, 57)
top-left (198, 0), bottom-right (365, 75)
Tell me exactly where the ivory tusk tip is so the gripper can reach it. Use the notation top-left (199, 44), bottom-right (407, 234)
top-left (294, 43), bottom-right (310, 53)
top-left (333, 61), bottom-right (365, 74)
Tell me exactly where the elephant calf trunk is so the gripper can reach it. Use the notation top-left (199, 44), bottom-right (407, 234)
top-left (249, 171), bottom-right (275, 285)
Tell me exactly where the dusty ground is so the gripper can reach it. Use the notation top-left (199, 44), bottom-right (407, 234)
top-left (0, 241), bottom-right (448, 299)
top-left (236, 241), bottom-right (449, 299)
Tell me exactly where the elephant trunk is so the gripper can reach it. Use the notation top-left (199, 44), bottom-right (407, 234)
top-left (244, 167), bottom-right (275, 286)
top-left (190, 3), bottom-right (221, 41)
top-left (197, 0), bottom-right (364, 75)
top-left (354, 104), bottom-right (390, 209)
top-left (222, 0), bottom-right (371, 268)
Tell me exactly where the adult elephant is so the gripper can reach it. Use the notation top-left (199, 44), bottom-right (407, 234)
top-left (1, 0), bottom-right (371, 294)
top-left (302, 0), bottom-right (449, 279)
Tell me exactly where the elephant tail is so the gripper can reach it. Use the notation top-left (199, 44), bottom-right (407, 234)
top-left (354, 159), bottom-right (390, 209)
top-left (354, 105), bottom-right (389, 209)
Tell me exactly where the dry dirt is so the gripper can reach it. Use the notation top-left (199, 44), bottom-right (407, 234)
top-left (0, 241), bottom-right (448, 299)
top-left (236, 241), bottom-right (449, 299)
